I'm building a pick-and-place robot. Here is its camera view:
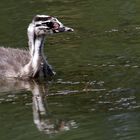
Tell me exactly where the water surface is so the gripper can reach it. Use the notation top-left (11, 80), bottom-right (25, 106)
top-left (0, 0), bottom-right (140, 140)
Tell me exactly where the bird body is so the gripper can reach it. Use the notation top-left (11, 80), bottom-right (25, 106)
top-left (0, 47), bottom-right (30, 78)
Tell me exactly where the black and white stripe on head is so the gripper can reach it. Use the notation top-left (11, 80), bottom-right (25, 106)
top-left (32, 15), bottom-right (52, 23)
top-left (32, 15), bottom-right (54, 29)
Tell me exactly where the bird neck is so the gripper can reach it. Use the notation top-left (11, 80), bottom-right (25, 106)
top-left (30, 35), bottom-right (46, 77)
top-left (27, 23), bottom-right (35, 57)
top-left (20, 35), bottom-right (46, 78)
top-left (33, 35), bottom-right (45, 57)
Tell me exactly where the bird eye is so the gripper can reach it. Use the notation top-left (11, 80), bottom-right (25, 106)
top-left (46, 22), bottom-right (54, 28)
top-left (38, 21), bottom-right (60, 30)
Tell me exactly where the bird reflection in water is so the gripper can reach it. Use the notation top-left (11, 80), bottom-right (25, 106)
top-left (31, 81), bottom-right (77, 134)
top-left (0, 79), bottom-right (77, 135)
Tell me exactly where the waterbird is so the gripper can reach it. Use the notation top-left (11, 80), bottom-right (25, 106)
top-left (0, 15), bottom-right (73, 79)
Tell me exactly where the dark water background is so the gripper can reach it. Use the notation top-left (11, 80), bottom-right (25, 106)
top-left (0, 0), bottom-right (140, 140)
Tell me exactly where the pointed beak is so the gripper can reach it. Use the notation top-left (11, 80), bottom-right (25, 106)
top-left (53, 26), bottom-right (74, 33)
top-left (63, 26), bottom-right (74, 32)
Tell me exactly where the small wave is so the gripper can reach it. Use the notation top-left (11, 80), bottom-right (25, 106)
top-left (105, 28), bottom-right (119, 33)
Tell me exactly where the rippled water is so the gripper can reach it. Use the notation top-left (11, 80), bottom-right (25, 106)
top-left (0, 0), bottom-right (140, 140)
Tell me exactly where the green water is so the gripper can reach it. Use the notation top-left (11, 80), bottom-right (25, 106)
top-left (0, 0), bottom-right (140, 140)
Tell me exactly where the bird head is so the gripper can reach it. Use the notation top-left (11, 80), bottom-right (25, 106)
top-left (32, 15), bottom-right (74, 36)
